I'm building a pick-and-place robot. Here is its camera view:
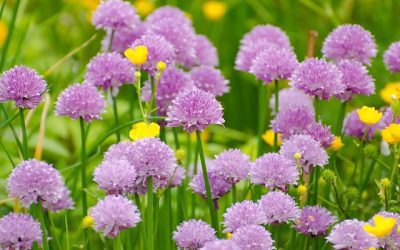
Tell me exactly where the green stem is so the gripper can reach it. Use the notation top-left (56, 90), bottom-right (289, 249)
top-left (19, 108), bottom-right (28, 159)
top-left (196, 130), bottom-right (220, 237)
top-left (310, 168), bottom-right (320, 205)
top-left (336, 102), bottom-right (347, 135)
top-left (147, 177), bottom-right (154, 250)
top-left (232, 184), bottom-right (237, 203)
top-left (0, 0), bottom-right (21, 70)
top-left (314, 97), bottom-right (319, 121)
top-left (34, 203), bottom-right (49, 250)
top-left (79, 118), bottom-right (90, 250)
top-left (165, 189), bottom-right (172, 250)
top-left (303, 236), bottom-right (309, 250)
top-left (332, 183), bottom-right (350, 218)
top-left (390, 149), bottom-right (399, 198)
top-left (107, 29), bottom-right (115, 52)
top-left (64, 213), bottom-right (70, 250)
top-left (0, 104), bottom-right (23, 153)
top-left (111, 95), bottom-right (121, 142)
top-left (257, 82), bottom-right (267, 156)
top-left (359, 157), bottom-right (378, 195)
top-left (351, 127), bottom-right (369, 182)
top-left (135, 71), bottom-right (146, 122)
top-left (48, 212), bottom-right (61, 250)
top-left (135, 194), bottom-right (147, 247)
top-left (273, 79), bottom-right (279, 152)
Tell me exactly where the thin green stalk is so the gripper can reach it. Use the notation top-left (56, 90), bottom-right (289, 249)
top-left (111, 95), bottom-right (121, 142)
top-left (385, 189), bottom-right (389, 211)
top-left (135, 70), bottom-right (146, 121)
top-left (303, 236), bottom-right (309, 250)
top-left (64, 214), bottom-right (70, 250)
top-left (390, 148), bottom-right (399, 198)
top-left (0, 0), bottom-right (7, 19)
top-left (165, 189), bottom-right (172, 250)
top-left (241, 183), bottom-right (253, 201)
top-left (79, 118), bottom-right (90, 250)
top-left (34, 203), bottom-right (49, 250)
top-left (273, 79), bottom-right (279, 152)
top-left (107, 29), bottom-right (115, 52)
top-left (232, 184), bottom-right (237, 203)
top-left (196, 131), bottom-right (220, 236)
top-left (257, 82), bottom-right (267, 156)
top-left (309, 168), bottom-right (320, 205)
top-left (360, 158), bottom-right (378, 194)
top-left (314, 97), bottom-right (319, 121)
top-left (18, 108), bottom-right (28, 159)
top-left (0, 141), bottom-right (16, 167)
top-left (147, 176), bottom-right (154, 250)
top-left (48, 212), bottom-right (61, 250)
top-left (135, 194), bottom-right (146, 248)
top-left (172, 128), bottom-right (185, 222)
top-left (191, 142), bottom-right (199, 217)
top-left (336, 102), bottom-right (347, 135)
top-left (332, 183), bottom-right (350, 218)
top-left (0, 0), bottom-right (21, 70)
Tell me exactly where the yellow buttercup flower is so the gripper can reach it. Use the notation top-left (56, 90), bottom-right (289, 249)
top-left (297, 185), bottom-right (307, 196)
top-left (357, 106), bottom-right (382, 126)
top-left (0, 20), bottom-right (8, 47)
top-left (129, 122), bottom-right (160, 141)
top-left (124, 46), bottom-right (148, 66)
top-left (203, 1), bottom-right (227, 21)
top-left (382, 123), bottom-right (400, 144)
top-left (364, 214), bottom-right (397, 238)
top-left (175, 149), bottom-right (185, 162)
top-left (157, 61), bottom-right (167, 72)
top-left (134, 0), bottom-right (155, 17)
top-left (81, 216), bottom-right (94, 228)
top-left (329, 137), bottom-right (344, 151)
top-left (262, 130), bottom-right (282, 147)
top-left (380, 82), bottom-right (400, 104)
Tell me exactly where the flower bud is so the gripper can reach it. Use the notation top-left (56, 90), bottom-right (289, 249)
top-left (321, 169), bottom-right (336, 184)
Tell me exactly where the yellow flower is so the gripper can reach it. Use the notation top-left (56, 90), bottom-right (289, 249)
top-left (380, 178), bottom-right (391, 189)
top-left (262, 130), bottom-right (282, 147)
top-left (297, 185), bottom-right (307, 196)
top-left (81, 216), bottom-right (94, 228)
top-left (0, 20), bottom-right (8, 47)
top-left (357, 106), bottom-right (382, 126)
top-left (203, 1), bottom-right (227, 21)
top-left (129, 122), bottom-right (160, 141)
top-left (380, 82), bottom-right (400, 104)
top-left (175, 149), bottom-right (185, 162)
top-left (157, 61), bottom-right (167, 72)
top-left (364, 214), bottom-right (397, 238)
top-left (124, 46), bottom-right (148, 66)
top-left (226, 232), bottom-right (232, 239)
top-left (329, 137), bottom-right (344, 151)
top-left (134, 0), bottom-right (155, 17)
top-left (382, 123), bottom-right (400, 144)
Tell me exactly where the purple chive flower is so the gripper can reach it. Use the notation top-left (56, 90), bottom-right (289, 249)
top-left (190, 34), bottom-right (219, 67)
top-left (235, 40), bottom-right (276, 72)
top-left (343, 110), bottom-right (377, 140)
top-left (166, 89), bottom-right (224, 133)
top-left (200, 240), bottom-right (241, 250)
top-left (84, 52), bottom-right (135, 91)
top-left (322, 24), bottom-right (377, 65)
top-left (335, 59), bottom-right (375, 101)
top-left (189, 66), bottom-right (229, 96)
top-left (102, 23), bottom-right (146, 53)
top-left (373, 211), bottom-right (400, 249)
top-left (305, 122), bottom-right (335, 149)
top-left (269, 87), bottom-right (313, 114)
top-left (7, 159), bottom-right (65, 207)
top-left (55, 84), bottom-right (106, 122)
top-left (0, 66), bottom-right (47, 109)
top-left (271, 105), bottom-right (315, 139)
top-left (90, 195), bottom-right (141, 238)
top-left (173, 219), bottom-right (217, 249)
top-left (384, 41), bottom-right (400, 73)
top-left (190, 170), bottom-right (232, 200)
top-left (259, 191), bottom-right (299, 224)
top-left (146, 6), bottom-right (192, 28)
top-left (131, 34), bottom-right (176, 74)
top-left (250, 45), bottom-right (298, 83)
top-left (280, 134), bottom-right (328, 174)
top-left (250, 153), bottom-right (299, 191)
top-left (290, 58), bottom-right (345, 100)
top-left (44, 186), bottom-right (74, 212)
top-left (240, 25), bottom-right (292, 50)
top-left (170, 166), bottom-right (185, 187)
top-left (326, 219), bottom-right (378, 250)
top-left (294, 206), bottom-right (336, 236)
top-left (104, 141), bottom-right (135, 162)
top-left (211, 149), bottom-right (250, 184)
top-left (231, 225), bottom-right (274, 250)
top-left (223, 200), bottom-right (265, 233)
top-left (92, 0), bottom-right (139, 30)
top-left (0, 213), bottom-right (42, 250)
top-left (94, 158), bottom-right (137, 195)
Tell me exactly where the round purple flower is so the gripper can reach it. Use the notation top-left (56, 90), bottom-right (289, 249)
top-left (235, 40), bottom-right (276, 72)
top-left (92, 0), bottom-right (139, 30)
top-left (190, 34), bottom-right (219, 67)
top-left (223, 200), bottom-right (265, 233)
top-left (326, 219), bottom-right (378, 250)
top-left (55, 84), bottom-right (106, 122)
top-left (294, 206), bottom-right (336, 236)
top-left (146, 6), bottom-right (192, 28)
top-left (166, 89), bottom-right (224, 133)
top-left (231, 225), bottom-right (274, 250)
top-left (7, 159), bottom-right (65, 207)
top-left (343, 110), bottom-right (377, 140)
top-left (212, 149), bottom-right (250, 184)
top-left (305, 122), bottom-right (335, 149)
top-left (44, 186), bottom-right (74, 212)
top-left (200, 240), bottom-right (241, 250)
top-left (90, 195), bottom-right (141, 238)
top-left (290, 58), bottom-right (345, 100)
top-left (84, 52), bottom-right (135, 91)
top-left (384, 41), bottom-right (400, 73)
top-left (250, 153), bottom-right (299, 191)
top-left (259, 191), bottom-right (299, 224)
top-left (0, 213), bottom-right (42, 250)
top-left (131, 34), bottom-right (176, 74)
top-left (189, 66), bottom-right (229, 96)
top-left (190, 170), bottom-right (232, 200)
top-left (322, 24), bottom-right (377, 65)
top-left (335, 59), bottom-right (375, 101)
top-left (269, 87), bottom-right (313, 113)
top-left (102, 23), bottom-right (146, 53)
top-left (0, 66), bottom-right (47, 109)
top-left (94, 158), bottom-right (137, 195)
top-left (173, 219), bottom-right (217, 249)
top-left (170, 166), bottom-right (185, 187)
top-left (373, 211), bottom-right (400, 248)
top-left (240, 25), bottom-right (291, 50)
top-left (104, 141), bottom-right (135, 162)
top-left (280, 134), bottom-right (328, 174)
top-left (250, 45), bottom-right (298, 83)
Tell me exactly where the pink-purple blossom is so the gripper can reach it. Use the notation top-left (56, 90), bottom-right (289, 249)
top-left (173, 219), bottom-right (217, 249)
top-left (231, 225), bottom-right (274, 250)
top-left (384, 41), bottom-right (400, 73)
top-left (223, 200), bottom-right (265, 233)
top-left (92, 0), bottom-right (139, 30)
top-left (259, 191), bottom-right (299, 224)
top-left (190, 66), bottom-right (229, 96)
top-left (294, 206), bottom-right (336, 236)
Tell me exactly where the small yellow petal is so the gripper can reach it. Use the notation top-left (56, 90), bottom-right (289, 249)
top-left (262, 130), bottom-right (282, 147)
top-left (203, 1), bottom-right (227, 21)
top-left (134, 0), bottom-right (155, 17)
top-left (129, 122), bottom-right (160, 141)
top-left (157, 61), bottom-right (167, 72)
top-left (329, 137), bottom-right (344, 151)
top-left (124, 46), bottom-right (148, 65)
top-left (380, 82), bottom-right (400, 104)
top-left (357, 106), bottom-right (382, 126)
top-left (81, 216), bottom-right (94, 228)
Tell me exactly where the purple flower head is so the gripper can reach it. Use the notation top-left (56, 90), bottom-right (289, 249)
top-left (240, 25), bottom-right (292, 50)
top-left (259, 191), bottom-right (299, 224)
top-left (90, 195), bottom-right (141, 238)
top-left (190, 66), bottom-right (229, 96)
top-left (85, 52), bottom-right (135, 91)
top-left (102, 23), bottom-right (146, 53)
top-left (44, 186), bottom-right (74, 212)
top-left (188, 35), bottom-right (219, 67)
top-left (104, 141), bottom-right (135, 162)
top-left (326, 219), bottom-right (378, 250)
top-left (294, 206), bottom-right (336, 236)
top-left (146, 6), bottom-right (192, 28)
top-left (290, 58), bottom-right (345, 100)
top-left (131, 34), bottom-right (176, 74)
top-left (250, 45), bottom-right (298, 83)
top-left (378, 107), bottom-right (400, 129)
top-left (305, 122), bottom-right (335, 149)
top-left (223, 200), bottom-right (265, 233)
top-left (280, 134), bottom-right (328, 174)
top-left (0, 66), bottom-right (47, 109)
top-left (173, 219), bottom-right (217, 249)
top-left (190, 169), bottom-right (232, 200)
top-left (269, 87), bottom-right (313, 114)
top-left (94, 158), bottom-right (137, 195)
top-left (384, 41), bottom-right (400, 73)
top-left (92, 0), bottom-right (139, 30)
top-left (170, 166), bottom-right (185, 187)
top-left (55, 84), bottom-right (106, 122)
top-left (231, 225), bottom-right (274, 250)
top-left (200, 240), bottom-right (241, 250)
top-left (335, 59), bottom-right (375, 101)
top-left (166, 89), bottom-right (224, 133)
top-left (373, 211), bottom-right (400, 248)
top-left (250, 153), bottom-right (299, 191)
top-left (322, 24), bottom-right (377, 65)
top-left (271, 105), bottom-right (315, 139)
top-left (212, 149), bottom-right (250, 184)
top-left (7, 159), bottom-right (65, 207)
top-left (343, 110), bottom-right (377, 140)
top-left (0, 213), bottom-right (42, 250)
top-left (235, 40), bottom-right (276, 72)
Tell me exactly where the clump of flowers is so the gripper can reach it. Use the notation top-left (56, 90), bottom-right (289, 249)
top-left (222, 200), bottom-right (265, 233)
top-left (258, 191), bottom-right (299, 224)
top-left (294, 206), bottom-right (336, 236)
top-left (173, 219), bottom-right (217, 249)
top-left (231, 225), bottom-right (274, 250)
